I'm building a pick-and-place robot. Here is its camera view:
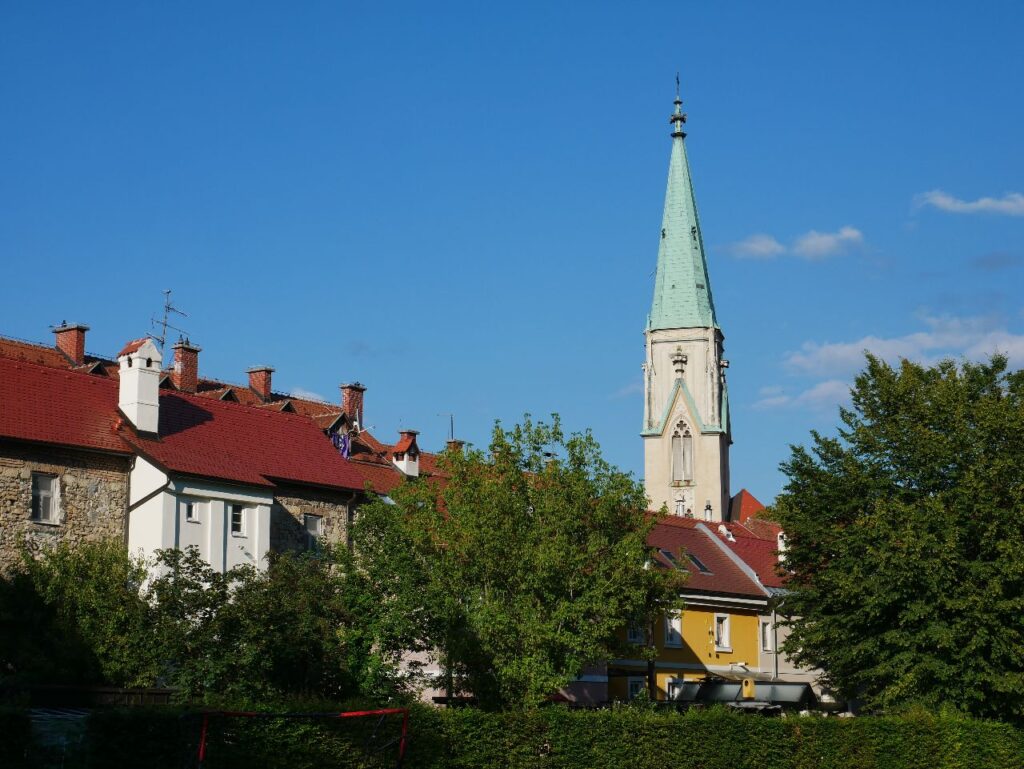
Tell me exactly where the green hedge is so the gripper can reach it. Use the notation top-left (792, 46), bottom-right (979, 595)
top-left (37, 706), bottom-right (1024, 768)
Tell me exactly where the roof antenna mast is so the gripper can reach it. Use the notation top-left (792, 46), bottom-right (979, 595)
top-left (438, 413), bottom-right (455, 441)
top-left (150, 289), bottom-right (189, 354)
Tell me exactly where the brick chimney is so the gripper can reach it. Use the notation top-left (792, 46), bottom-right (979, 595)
top-left (171, 339), bottom-right (201, 393)
top-left (446, 439), bottom-right (465, 454)
top-left (340, 382), bottom-right (366, 429)
top-left (53, 322), bottom-right (89, 365)
top-left (247, 366), bottom-right (274, 402)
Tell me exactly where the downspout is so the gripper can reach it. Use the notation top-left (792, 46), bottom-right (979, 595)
top-left (123, 456), bottom-right (135, 548)
top-left (771, 605), bottom-right (779, 681)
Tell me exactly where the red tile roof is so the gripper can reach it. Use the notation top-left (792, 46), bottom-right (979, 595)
top-left (393, 434), bottom-right (416, 454)
top-left (648, 517), bottom-right (766, 598)
top-left (0, 357), bottom-right (365, 492)
top-left (719, 531), bottom-right (786, 589)
top-left (122, 392), bottom-right (366, 491)
top-left (729, 488), bottom-right (766, 523)
top-left (0, 358), bottom-right (130, 455)
top-left (0, 338), bottom-right (73, 369)
top-left (0, 332), bottom-right (445, 491)
top-left (733, 516), bottom-right (782, 542)
top-left (117, 338), bottom-right (150, 356)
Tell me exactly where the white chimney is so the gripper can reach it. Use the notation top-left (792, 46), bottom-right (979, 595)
top-left (118, 338), bottom-right (162, 434)
top-left (392, 430), bottom-right (420, 477)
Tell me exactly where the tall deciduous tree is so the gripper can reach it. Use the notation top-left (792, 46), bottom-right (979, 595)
top-left (352, 416), bottom-right (683, 709)
top-left (774, 354), bottom-right (1024, 719)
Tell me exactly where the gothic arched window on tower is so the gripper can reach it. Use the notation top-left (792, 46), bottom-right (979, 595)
top-left (671, 423), bottom-right (693, 485)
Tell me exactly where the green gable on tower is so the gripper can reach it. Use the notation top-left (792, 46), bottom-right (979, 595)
top-left (647, 93), bottom-right (718, 331)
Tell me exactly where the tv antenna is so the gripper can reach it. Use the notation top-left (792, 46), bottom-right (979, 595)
top-left (150, 289), bottom-right (189, 353)
top-left (438, 413), bottom-right (455, 441)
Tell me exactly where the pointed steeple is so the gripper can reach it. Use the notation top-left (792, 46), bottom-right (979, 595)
top-left (648, 84), bottom-right (718, 331)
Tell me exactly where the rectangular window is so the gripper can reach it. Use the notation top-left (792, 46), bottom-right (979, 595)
top-left (666, 678), bottom-right (684, 701)
top-left (304, 513), bottom-right (323, 549)
top-left (183, 500), bottom-right (200, 523)
top-left (627, 677), bottom-right (646, 701)
top-left (664, 611), bottom-right (682, 648)
top-left (627, 624), bottom-right (646, 645)
top-left (230, 504), bottom-right (245, 536)
top-left (714, 614), bottom-right (731, 651)
top-left (31, 473), bottom-right (59, 523)
top-left (761, 619), bottom-right (773, 652)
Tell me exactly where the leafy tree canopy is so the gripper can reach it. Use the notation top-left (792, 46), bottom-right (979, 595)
top-left (352, 415), bottom-right (683, 710)
top-left (774, 354), bottom-right (1024, 719)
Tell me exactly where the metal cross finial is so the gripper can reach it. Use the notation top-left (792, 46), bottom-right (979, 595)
top-left (669, 76), bottom-right (687, 138)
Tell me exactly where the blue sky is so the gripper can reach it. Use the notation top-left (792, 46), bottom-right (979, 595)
top-left (2, 1), bottom-right (1022, 503)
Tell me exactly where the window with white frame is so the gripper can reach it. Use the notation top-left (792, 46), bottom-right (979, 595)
top-left (304, 513), bottom-right (323, 549)
top-left (664, 610), bottom-right (682, 648)
top-left (761, 619), bottom-right (773, 652)
top-left (183, 499), bottom-right (201, 523)
top-left (230, 504), bottom-right (246, 536)
top-left (714, 614), bottom-right (731, 651)
top-left (627, 676), bottom-right (646, 701)
top-left (627, 624), bottom-right (646, 645)
top-left (31, 473), bottom-right (59, 523)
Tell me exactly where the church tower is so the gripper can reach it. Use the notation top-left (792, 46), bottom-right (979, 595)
top-left (642, 87), bottom-right (731, 521)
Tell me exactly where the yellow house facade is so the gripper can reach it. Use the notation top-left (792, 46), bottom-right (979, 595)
top-left (608, 516), bottom-right (771, 701)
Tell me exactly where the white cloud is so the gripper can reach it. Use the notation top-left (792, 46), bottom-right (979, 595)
top-left (784, 315), bottom-right (1024, 377)
top-left (758, 316), bottom-right (1024, 413)
top-left (794, 379), bottom-right (850, 408)
top-left (728, 233), bottom-right (786, 259)
top-left (290, 386), bottom-right (328, 402)
top-left (612, 380), bottom-right (643, 399)
top-left (752, 380), bottom-right (849, 411)
top-left (915, 189), bottom-right (1024, 217)
top-left (792, 226), bottom-right (864, 259)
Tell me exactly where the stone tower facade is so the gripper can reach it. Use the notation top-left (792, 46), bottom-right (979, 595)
top-left (642, 91), bottom-right (731, 521)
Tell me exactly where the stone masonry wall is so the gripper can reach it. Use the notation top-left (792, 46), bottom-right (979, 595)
top-left (0, 440), bottom-right (131, 574)
top-left (271, 484), bottom-right (354, 554)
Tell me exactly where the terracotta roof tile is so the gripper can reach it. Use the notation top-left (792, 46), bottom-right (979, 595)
top-left (117, 338), bottom-right (150, 357)
top-left (121, 392), bottom-right (366, 491)
top-left (648, 517), bottom-right (765, 598)
top-left (0, 357), bottom-right (365, 492)
top-left (0, 358), bottom-right (130, 454)
top-left (0, 338), bottom-right (72, 369)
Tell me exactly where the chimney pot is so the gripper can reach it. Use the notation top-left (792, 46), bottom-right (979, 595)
top-left (247, 366), bottom-right (275, 401)
top-left (53, 323), bottom-right (90, 365)
top-left (172, 340), bottom-right (201, 393)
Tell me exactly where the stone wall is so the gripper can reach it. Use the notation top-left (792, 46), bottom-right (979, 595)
top-left (0, 440), bottom-right (130, 573)
top-left (270, 484), bottom-right (355, 554)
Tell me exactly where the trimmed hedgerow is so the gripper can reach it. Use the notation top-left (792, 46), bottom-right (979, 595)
top-left (70, 705), bottom-right (1024, 768)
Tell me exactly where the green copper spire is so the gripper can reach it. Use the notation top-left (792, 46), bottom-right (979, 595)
top-left (648, 86), bottom-right (718, 331)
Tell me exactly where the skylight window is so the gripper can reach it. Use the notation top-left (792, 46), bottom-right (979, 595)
top-left (685, 551), bottom-right (712, 575)
top-left (658, 548), bottom-right (680, 568)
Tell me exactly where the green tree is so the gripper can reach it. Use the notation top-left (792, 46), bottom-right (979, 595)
top-left (0, 539), bottom-right (157, 687)
top-left (352, 416), bottom-right (683, 709)
top-left (774, 354), bottom-right (1024, 719)
top-left (147, 544), bottom-right (400, 704)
